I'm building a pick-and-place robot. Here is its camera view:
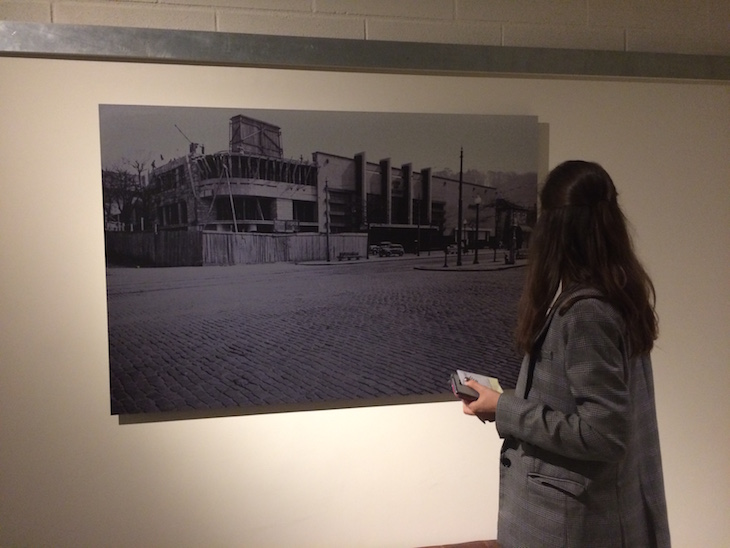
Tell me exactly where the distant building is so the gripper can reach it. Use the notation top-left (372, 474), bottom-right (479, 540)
top-left (495, 198), bottom-right (536, 253)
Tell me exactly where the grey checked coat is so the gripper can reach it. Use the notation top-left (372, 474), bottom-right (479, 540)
top-left (495, 288), bottom-right (670, 547)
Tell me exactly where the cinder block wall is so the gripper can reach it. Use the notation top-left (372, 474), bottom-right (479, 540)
top-left (1, 0), bottom-right (728, 56)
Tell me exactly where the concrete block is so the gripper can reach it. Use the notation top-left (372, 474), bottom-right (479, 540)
top-left (0, 0), bottom-right (51, 23)
top-left (367, 18), bottom-right (501, 46)
top-left (458, 0), bottom-right (587, 26)
top-left (588, 0), bottom-right (706, 31)
top-left (218, 10), bottom-right (365, 39)
top-left (316, 0), bottom-right (454, 20)
top-left (53, 1), bottom-right (216, 31)
top-left (164, 0), bottom-right (312, 11)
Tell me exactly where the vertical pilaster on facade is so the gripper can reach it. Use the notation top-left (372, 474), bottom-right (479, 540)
top-left (355, 152), bottom-right (367, 228)
top-left (380, 158), bottom-right (392, 225)
top-left (402, 163), bottom-right (413, 225)
top-left (421, 167), bottom-right (432, 225)
top-left (318, 177), bottom-right (327, 234)
top-left (186, 155), bottom-right (201, 228)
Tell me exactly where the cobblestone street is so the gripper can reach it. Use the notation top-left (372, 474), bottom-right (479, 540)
top-left (106, 254), bottom-right (526, 415)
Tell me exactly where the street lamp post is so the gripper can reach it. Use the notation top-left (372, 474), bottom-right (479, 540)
top-left (416, 197), bottom-right (421, 256)
top-left (473, 194), bottom-right (481, 265)
top-left (509, 209), bottom-right (517, 265)
top-left (324, 179), bottom-right (331, 262)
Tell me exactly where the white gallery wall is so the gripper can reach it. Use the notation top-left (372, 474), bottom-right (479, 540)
top-left (1, 56), bottom-right (728, 547)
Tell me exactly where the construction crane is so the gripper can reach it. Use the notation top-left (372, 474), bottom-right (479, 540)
top-left (175, 124), bottom-right (204, 155)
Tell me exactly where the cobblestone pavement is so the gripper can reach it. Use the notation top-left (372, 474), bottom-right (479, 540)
top-left (106, 254), bottom-right (526, 416)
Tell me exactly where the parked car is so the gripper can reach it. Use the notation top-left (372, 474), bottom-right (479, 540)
top-left (368, 244), bottom-right (381, 256)
top-left (377, 241), bottom-right (392, 256)
top-left (389, 243), bottom-right (405, 256)
top-left (381, 243), bottom-right (405, 257)
top-left (446, 243), bottom-right (458, 254)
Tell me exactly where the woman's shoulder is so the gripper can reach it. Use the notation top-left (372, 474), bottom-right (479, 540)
top-left (556, 287), bottom-right (623, 324)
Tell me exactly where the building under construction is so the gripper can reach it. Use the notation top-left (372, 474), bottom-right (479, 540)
top-left (147, 114), bottom-right (507, 251)
top-left (103, 114), bottom-right (539, 266)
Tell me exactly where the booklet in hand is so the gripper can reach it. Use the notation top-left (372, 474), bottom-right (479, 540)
top-left (450, 369), bottom-right (503, 401)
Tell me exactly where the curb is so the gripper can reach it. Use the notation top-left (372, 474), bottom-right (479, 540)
top-left (414, 262), bottom-right (527, 273)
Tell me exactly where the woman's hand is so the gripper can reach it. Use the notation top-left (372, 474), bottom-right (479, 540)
top-left (462, 379), bottom-right (501, 422)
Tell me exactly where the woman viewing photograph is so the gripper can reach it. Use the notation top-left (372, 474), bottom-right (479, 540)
top-left (461, 160), bottom-right (670, 547)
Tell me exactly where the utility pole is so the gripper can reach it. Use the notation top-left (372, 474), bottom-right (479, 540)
top-left (473, 194), bottom-right (481, 265)
top-left (416, 197), bottom-right (421, 256)
top-left (457, 147), bottom-right (464, 267)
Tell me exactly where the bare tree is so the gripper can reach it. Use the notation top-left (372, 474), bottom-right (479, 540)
top-left (102, 159), bottom-right (150, 231)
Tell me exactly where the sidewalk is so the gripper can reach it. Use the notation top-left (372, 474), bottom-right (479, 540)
top-left (301, 251), bottom-right (527, 272)
top-left (414, 254), bottom-right (527, 272)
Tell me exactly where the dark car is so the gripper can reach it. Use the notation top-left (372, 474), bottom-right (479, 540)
top-left (380, 243), bottom-right (404, 257)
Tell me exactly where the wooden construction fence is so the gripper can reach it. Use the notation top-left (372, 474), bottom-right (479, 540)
top-left (105, 230), bottom-right (367, 267)
top-left (105, 230), bottom-right (204, 267)
top-left (202, 232), bottom-right (367, 265)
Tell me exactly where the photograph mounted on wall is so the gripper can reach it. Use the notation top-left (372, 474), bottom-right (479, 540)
top-left (100, 105), bottom-right (539, 417)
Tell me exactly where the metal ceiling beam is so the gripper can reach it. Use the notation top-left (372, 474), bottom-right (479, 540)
top-left (1, 21), bottom-right (729, 81)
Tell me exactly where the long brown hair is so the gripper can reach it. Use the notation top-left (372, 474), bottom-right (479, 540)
top-left (515, 160), bottom-right (657, 356)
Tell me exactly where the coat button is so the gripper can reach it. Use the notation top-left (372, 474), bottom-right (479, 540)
top-left (501, 457), bottom-right (511, 467)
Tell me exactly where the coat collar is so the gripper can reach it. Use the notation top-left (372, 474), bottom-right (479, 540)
top-left (519, 286), bottom-right (605, 398)
top-left (531, 285), bottom-right (605, 351)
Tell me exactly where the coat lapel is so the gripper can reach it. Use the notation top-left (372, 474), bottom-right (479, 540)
top-left (521, 286), bottom-right (604, 398)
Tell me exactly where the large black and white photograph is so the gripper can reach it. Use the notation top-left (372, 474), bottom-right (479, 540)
top-left (100, 105), bottom-right (539, 416)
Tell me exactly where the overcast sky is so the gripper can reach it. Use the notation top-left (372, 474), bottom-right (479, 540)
top-left (99, 105), bottom-right (538, 176)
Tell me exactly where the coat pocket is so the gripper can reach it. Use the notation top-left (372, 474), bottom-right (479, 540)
top-left (526, 472), bottom-right (588, 546)
top-left (527, 472), bottom-right (586, 498)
